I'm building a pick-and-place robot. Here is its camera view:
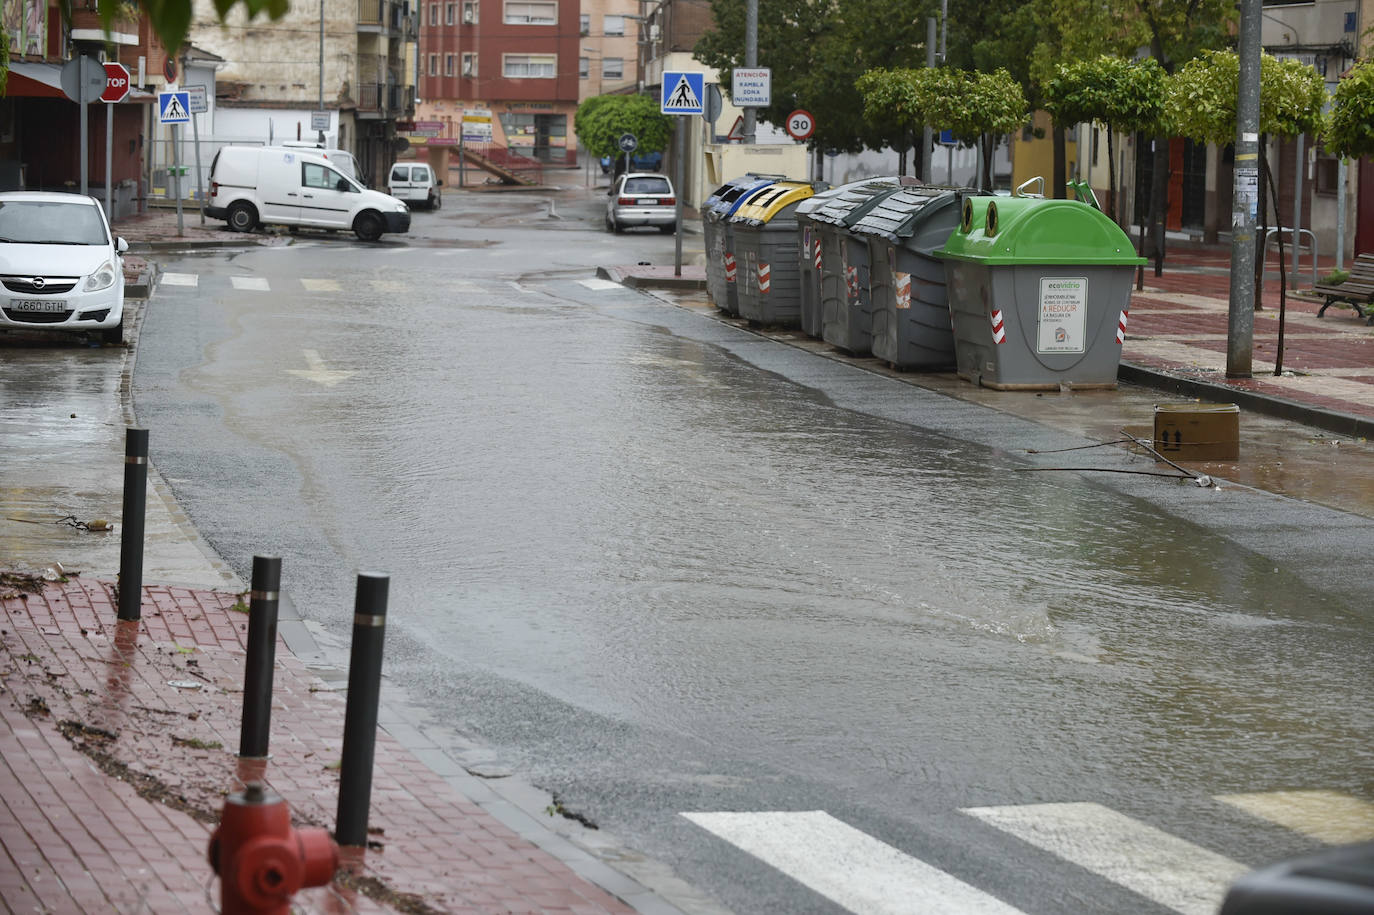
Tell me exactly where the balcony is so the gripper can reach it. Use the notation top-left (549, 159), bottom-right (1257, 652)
top-left (358, 0), bottom-right (410, 33)
top-left (357, 82), bottom-right (415, 119)
top-left (68, 7), bottom-right (140, 45)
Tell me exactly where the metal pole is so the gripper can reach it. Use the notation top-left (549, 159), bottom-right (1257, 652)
top-left (116, 428), bottom-right (148, 621)
top-left (318, 0), bottom-right (325, 144)
top-left (335, 572), bottom-right (389, 847)
top-left (192, 106), bottom-right (205, 224)
top-left (922, 18), bottom-right (935, 183)
top-left (105, 101), bottom-right (113, 218)
top-left (742, 0), bottom-right (757, 144)
top-left (1290, 132), bottom-right (1304, 289)
top-left (173, 124), bottom-right (184, 236)
top-left (238, 556), bottom-right (282, 759)
top-left (81, 96), bottom-right (89, 197)
top-left (1336, 156), bottom-right (1347, 271)
top-left (1227, 0), bottom-right (1261, 379)
top-left (674, 116), bottom-right (684, 276)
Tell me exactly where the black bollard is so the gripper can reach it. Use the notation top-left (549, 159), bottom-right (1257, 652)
top-left (238, 556), bottom-right (282, 759)
top-left (116, 428), bottom-right (148, 621)
top-left (335, 572), bottom-right (389, 847)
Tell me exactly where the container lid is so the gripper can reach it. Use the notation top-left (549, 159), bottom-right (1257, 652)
top-left (730, 181), bottom-right (815, 225)
top-left (707, 175), bottom-right (779, 216)
top-left (940, 196), bottom-right (1146, 266)
top-left (805, 176), bottom-right (914, 227)
top-left (849, 186), bottom-right (963, 242)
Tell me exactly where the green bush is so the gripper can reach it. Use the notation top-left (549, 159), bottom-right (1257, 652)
top-left (1320, 268), bottom-right (1350, 286)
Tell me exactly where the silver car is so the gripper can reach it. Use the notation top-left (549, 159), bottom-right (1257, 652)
top-left (0, 192), bottom-right (128, 344)
top-left (606, 172), bottom-right (677, 234)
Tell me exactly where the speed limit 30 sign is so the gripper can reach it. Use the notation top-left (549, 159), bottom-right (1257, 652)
top-left (785, 109), bottom-right (815, 141)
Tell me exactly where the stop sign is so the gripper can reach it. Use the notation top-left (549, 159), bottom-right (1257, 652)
top-left (102, 62), bottom-right (130, 103)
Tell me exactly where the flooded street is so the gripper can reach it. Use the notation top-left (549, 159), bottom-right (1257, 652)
top-left (124, 190), bottom-right (1374, 913)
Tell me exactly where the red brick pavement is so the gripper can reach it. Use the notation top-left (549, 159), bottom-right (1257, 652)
top-left (0, 577), bottom-right (638, 915)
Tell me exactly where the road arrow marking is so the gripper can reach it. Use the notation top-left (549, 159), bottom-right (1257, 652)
top-left (286, 349), bottom-right (354, 387)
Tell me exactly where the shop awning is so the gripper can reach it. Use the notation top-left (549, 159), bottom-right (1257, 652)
top-left (7, 62), bottom-right (68, 99)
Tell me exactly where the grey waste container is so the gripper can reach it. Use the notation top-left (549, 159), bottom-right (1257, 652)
top-left (850, 186), bottom-right (967, 370)
top-left (703, 175), bottom-right (778, 315)
top-left (794, 190), bottom-right (834, 338)
top-left (806, 176), bottom-right (916, 354)
top-left (728, 181), bottom-right (816, 326)
top-left (939, 194), bottom-right (1146, 390)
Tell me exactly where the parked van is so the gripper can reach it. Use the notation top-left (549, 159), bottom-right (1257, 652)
top-left (280, 141), bottom-right (362, 182)
top-left (206, 146), bottom-right (411, 241)
top-left (388, 162), bottom-right (441, 210)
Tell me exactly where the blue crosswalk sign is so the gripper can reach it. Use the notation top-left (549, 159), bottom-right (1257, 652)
top-left (158, 90), bottom-right (191, 124)
top-left (661, 71), bottom-right (705, 115)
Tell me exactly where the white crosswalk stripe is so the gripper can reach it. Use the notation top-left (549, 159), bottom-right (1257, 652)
top-left (683, 811), bottom-right (1025, 915)
top-left (301, 278), bottom-right (341, 292)
top-left (962, 802), bottom-right (1248, 915)
top-left (230, 276), bottom-right (270, 291)
top-left (1216, 790), bottom-right (1374, 845)
top-left (160, 272), bottom-right (198, 286)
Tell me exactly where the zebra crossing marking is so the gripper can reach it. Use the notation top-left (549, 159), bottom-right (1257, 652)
top-left (230, 276), bottom-right (270, 291)
top-left (578, 278), bottom-right (623, 291)
top-left (962, 801), bottom-right (1248, 915)
top-left (1216, 790), bottom-right (1374, 845)
top-left (160, 273), bottom-right (198, 286)
top-left (301, 278), bottom-right (341, 292)
top-left (682, 810), bottom-right (1025, 915)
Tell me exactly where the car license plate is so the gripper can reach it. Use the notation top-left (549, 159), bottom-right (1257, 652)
top-left (10, 299), bottom-right (65, 313)
top-left (636, 199), bottom-right (658, 205)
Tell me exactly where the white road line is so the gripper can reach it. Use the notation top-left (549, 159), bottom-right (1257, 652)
top-left (301, 278), bottom-right (341, 292)
top-left (1216, 791), bottom-right (1374, 845)
top-left (230, 276), bottom-right (270, 291)
top-left (371, 280), bottom-right (408, 295)
top-left (578, 277), bottom-right (623, 291)
top-left (962, 802), bottom-right (1248, 915)
top-left (160, 273), bottom-right (198, 286)
top-left (682, 811), bottom-right (1025, 915)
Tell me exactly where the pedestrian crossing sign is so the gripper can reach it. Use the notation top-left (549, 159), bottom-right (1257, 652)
top-left (661, 71), bottom-right (705, 115)
top-left (158, 89), bottom-right (191, 124)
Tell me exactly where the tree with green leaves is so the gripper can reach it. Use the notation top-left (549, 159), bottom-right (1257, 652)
top-left (1324, 58), bottom-right (1374, 160)
top-left (574, 94), bottom-right (673, 165)
top-left (857, 66), bottom-right (1028, 189)
top-left (1041, 55), bottom-right (1165, 227)
top-left (1169, 48), bottom-right (1326, 372)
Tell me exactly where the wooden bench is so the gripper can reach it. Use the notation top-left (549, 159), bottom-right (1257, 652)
top-left (1314, 252), bottom-right (1374, 324)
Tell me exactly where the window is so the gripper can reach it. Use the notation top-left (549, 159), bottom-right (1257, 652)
top-left (461, 0), bottom-right (477, 22)
top-left (579, 56), bottom-right (589, 79)
top-left (603, 14), bottom-right (624, 35)
top-left (462, 52), bottom-right (477, 76)
top-left (504, 1), bottom-right (556, 24)
top-left (429, 3), bottom-right (438, 24)
top-left (503, 53), bottom-right (556, 77)
top-left (603, 57), bottom-right (623, 80)
top-left (428, 53), bottom-right (438, 75)
top-left (579, 12), bottom-right (589, 34)
top-left (303, 162), bottom-right (349, 191)
top-left (445, 2), bottom-right (455, 23)
top-left (445, 53), bottom-right (455, 76)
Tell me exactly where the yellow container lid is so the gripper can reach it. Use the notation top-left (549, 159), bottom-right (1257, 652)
top-left (731, 181), bottom-right (815, 225)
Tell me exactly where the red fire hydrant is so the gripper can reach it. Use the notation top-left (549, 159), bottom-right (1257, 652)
top-left (208, 783), bottom-right (339, 915)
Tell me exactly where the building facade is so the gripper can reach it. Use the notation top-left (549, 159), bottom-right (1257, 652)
top-left (414, 0), bottom-right (581, 172)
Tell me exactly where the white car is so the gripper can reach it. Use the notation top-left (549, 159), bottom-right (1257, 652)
top-left (606, 172), bottom-right (677, 234)
top-left (0, 192), bottom-right (128, 344)
top-left (388, 162), bottom-right (441, 210)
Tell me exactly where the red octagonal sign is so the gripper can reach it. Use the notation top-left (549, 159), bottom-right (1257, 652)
top-left (102, 62), bottom-right (130, 103)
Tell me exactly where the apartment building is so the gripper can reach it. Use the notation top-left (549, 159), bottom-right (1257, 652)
top-left (415, 0), bottom-right (581, 167)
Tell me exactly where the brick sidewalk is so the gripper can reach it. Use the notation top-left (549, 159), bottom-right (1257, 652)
top-left (0, 575), bottom-right (638, 914)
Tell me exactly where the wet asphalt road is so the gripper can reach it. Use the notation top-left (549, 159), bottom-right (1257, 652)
top-left (120, 188), bottom-right (1374, 914)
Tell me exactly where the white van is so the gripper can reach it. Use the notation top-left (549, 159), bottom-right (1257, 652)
top-left (388, 162), bottom-right (441, 210)
top-left (206, 146), bottom-right (410, 241)
top-left (279, 141), bottom-right (362, 182)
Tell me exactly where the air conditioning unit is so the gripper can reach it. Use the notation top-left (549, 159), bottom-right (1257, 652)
top-left (649, 23), bottom-right (660, 42)
top-left (462, 8), bottom-right (474, 23)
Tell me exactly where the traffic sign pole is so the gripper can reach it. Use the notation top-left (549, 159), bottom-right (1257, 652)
top-left (105, 101), bottom-right (113, 217)
top-left (674, 116), bottom-right (684, 277)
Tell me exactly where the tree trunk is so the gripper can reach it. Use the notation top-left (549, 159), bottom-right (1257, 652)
top-left (1150, 133), bottom-right (1168, 277)
top-left (1106, 126), bottom-right (1117, 223)
top-left (1052, 124), bottom-right (1066, 199)
top-left (898, 133), bottom-right (907, 177)
top-left (1264, 147), bottom-right (1289, 374)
